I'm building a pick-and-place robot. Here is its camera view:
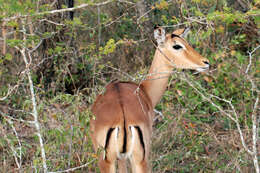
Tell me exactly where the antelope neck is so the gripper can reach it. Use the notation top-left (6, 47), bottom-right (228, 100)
top-left (141, 48), bottom-right (173, 108)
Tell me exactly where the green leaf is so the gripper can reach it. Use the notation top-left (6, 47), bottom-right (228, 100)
top-left (54, 46), bottom-right (63, 54)
top-left (5, 53), bottom-right (12, 61)
top-left (208, 3), bottom-right (217, 13)
top-left (100, 39), bottom-right (116, 55)
top-left (7, 39), bottom-right (23, 47)
top-left (252, 15), bottom-right (260, 28)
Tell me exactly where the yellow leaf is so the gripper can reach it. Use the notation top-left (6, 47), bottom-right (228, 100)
top-left (91, 153), bottom-right (99, 158)
top-left (216, 25), bottom-right (224, 33)
top-left (51, 114), bottom-right (57, 120)
top-left (214, 54), bottom-right (220, 60)
top-left (231, 50), bottom-right (236, 56)
top-left (155, 0), bottom-right (169, 10)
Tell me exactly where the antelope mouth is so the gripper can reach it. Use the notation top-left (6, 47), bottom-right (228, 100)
top-left (196, 67), bottom-right (209, 72)
top-left (195, 64), bottom-right (210, 72)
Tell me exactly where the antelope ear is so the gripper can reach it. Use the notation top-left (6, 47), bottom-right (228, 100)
top-left (154, 27), bottom-right (166, 46)
top-left (172, 28), bottom-right (190, 38)
top-left (180, 28), bottom-right (190, 38)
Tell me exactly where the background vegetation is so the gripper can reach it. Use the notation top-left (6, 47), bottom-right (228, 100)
top-left (0, 0), bottom-right (259, 172)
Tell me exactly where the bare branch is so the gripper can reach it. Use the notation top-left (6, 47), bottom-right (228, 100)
top-left (180, 74), bottom-right (255, 155)
top-left (0, 110), bottom-right (34, 124)
top-left (0, 66), bottom-right (28, 101)
top-left (153, 109), bottom-right (164, 122)
top-left (2, 1), bottom-right (114, 22)
top-left (0, 118), bottom-right (22, 169)
top-left (246, 45), bottom-right (260, 74)
top-left (19, 19), bottom-right (48, 173)
top-left (48, 159), bottom-right (96, 173)
top-left (39, 19), bottom-right (65, 26)
top-left (0, 84), bottom-right (20, 101)
top-left (28, 39), bottom-right (43, 53)
top-left (252, 97), bottom-right (259, 173)
top-left (180, 75), bottom-right (236, 122)
top-left (183, 16), bottom-right (209, 25)
top-left (6, 118), bottom-right (22, 169)
top-left (118, 0), bottom-right (135, 5)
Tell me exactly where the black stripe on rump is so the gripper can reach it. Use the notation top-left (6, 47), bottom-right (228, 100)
top-left (134, 126), bottom-right (145, 160)
top-left (123, 120), bottom-right (127, 153)
top-left (113, 82), bottom-right (127, 154)
top-left (104, 128), bottom-right (115, 159)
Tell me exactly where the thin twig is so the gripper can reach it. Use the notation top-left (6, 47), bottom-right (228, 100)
top-left (29, 40), bottom-right (43, 53)
top-left (48, 159), bottom-right (96, 173)
top-left (1, 118), bottom-right (22, 170)
top-left (0, 84), bottom-right (20, 101)
top-left (183, 16), bottom-right (209, 25)
top-left (0, 111), bottom-right (34, 124)
top-left (182, 74), bottom-right (254, 155)
top-left (118, 0), bottom-right (135, 5)
top-left (245, 45), bottom-right (260, 74)
top-left (2, 1), bottom-right (113, 22)
top-left (39, 19), bottom-right (65, 26)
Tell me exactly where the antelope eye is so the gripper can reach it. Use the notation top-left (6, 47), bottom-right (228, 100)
top-left (173, 44), bottom-right (183, 50)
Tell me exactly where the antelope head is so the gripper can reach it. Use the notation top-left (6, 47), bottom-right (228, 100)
top-left (154, 27), bottom-right (210, 72)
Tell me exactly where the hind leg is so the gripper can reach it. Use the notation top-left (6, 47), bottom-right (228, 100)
top-left (131, 158), bottom-right (149, 173)
top-left (94, 127), bottom-right (119, 173)
top-left (118, 158), bottom-right (128, 173)
top-left (129, 127), bottom-right (150, 173)
top-left (130, 149), bottom-right (149, 173)
top-left (98, 153), bottom-right (116, 173)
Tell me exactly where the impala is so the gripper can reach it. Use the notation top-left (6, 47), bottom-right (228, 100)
top-left (90, 27), bottom-right (210, 173)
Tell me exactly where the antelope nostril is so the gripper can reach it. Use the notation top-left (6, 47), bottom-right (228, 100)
top-left (203, 61), bottom-right (210, 65)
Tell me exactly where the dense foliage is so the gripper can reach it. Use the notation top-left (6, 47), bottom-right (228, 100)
top-left (0, 0), bottom-right (259, 172)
